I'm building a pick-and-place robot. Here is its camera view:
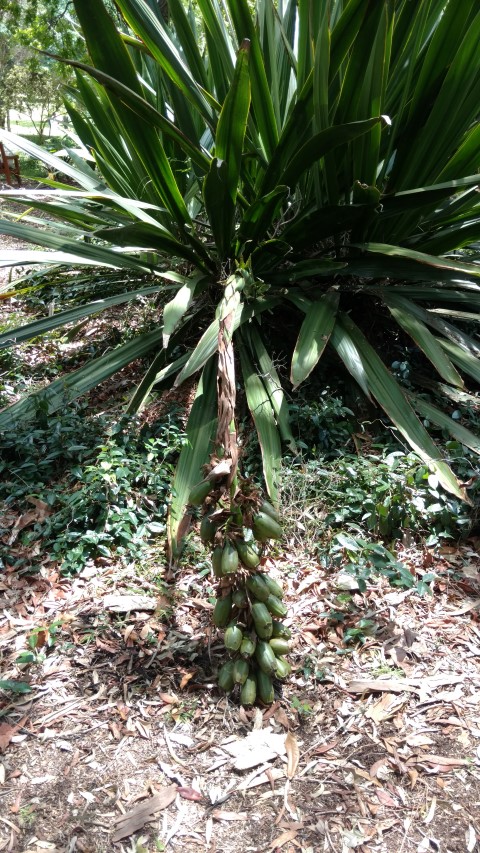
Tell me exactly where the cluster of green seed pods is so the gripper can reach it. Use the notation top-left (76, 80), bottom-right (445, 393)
top-left (188, 481), bottom-right (292, 706)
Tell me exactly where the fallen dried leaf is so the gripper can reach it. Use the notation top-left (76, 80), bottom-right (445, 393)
top-left (376, 789), bottom-right (397, 806)
top-left (237, 767), bottom-right (285, 791)
top-left (406, 734), bottom-right (435, 748)
top-left (104, 594), bottom-right (156, 612)
top-left (418, 754), bottom-right (469, 767)
top-left (211, 810), bottom-right (248, 821)
top-left (269, 828), bottom-right (299, 850)
top-left (347, 678), bottom-right (419, 695)
top-left (366, 693), bottom-right (406, 723)
top-left (466, 825), bottom-right (477, 852)
top-left (112, 786), bottom-right (177, 842)
top-left (313, 739), bottom-right (339, 755)
top-left (274, 707), bottom-right (290, 729)
top-left (424, 797), bottom-right (437, 825)
top-left (0, 723), bottom-right (16, 753)
top-left (285, 732), bottom-right (299, 779)
top-left (177, 787), bottom-right (203, 802)
top-left (222, 730), bottom-right (286, 770)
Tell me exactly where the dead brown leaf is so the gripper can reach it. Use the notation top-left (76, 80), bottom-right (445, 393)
top-left (274, 707), bottom-right (290, 729)
top-left (159, 693), bottom-right (179, 705)
top-left (285, 732), bottom-right (299, 779)
top-left (179, 670), bottom-right (195, 689)
top-left (112, 786), bottom-right (177, 842)
top-left (366, 693), bottom-right (406, 723)
top-left (376, 789), bottom-right (397, 807)
top-left (269, 828), bottom-right (299, 850)
top-left (0, 723), bottom-right (17, 753)
top-left (313, 739), bottom-right (339, 755)
top-left (177, 787), bottom-right (203, 802)
top-left (347, 678), bottom-right (419, 695)
top-left (211, 810), bottom-right (248, 821)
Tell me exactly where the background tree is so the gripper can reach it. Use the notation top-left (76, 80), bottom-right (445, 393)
top-left (0, 0), bottom-right (83, 130)
top-left (4, 60), bottom-right (65, 141)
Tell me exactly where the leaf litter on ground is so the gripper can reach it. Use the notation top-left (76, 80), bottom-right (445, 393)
top-left (1, 492), bottom-right (480, 851)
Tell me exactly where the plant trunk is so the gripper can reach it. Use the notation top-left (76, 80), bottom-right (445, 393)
top-left (215, 310), bottom-right (238, 490)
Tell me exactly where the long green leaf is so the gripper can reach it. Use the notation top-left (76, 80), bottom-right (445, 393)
top-left (335, 313), bottom-right (467, 501)
top-left (45, 52), bottom-right (211, 172)
top-left (245, 324), bottom-right (296, 451)
top-left (439, 339), bottom-right (480, 385)
top-left (0, 285), bottom-right (165, 349)
top-left (94, 223), bottom-right (211, 270)
top-left (0, 130), bottom-right (104, 191)
top-left (291, 290), bottom-right (339, 389)
top-left (408, 393), bottom-right (480, 455)
top-left (239, 344), bottom-right (281, 503)
top-left (225, 0), bottom-right (278, 159)
top-left (73, 0), bottom-right (192, 225)
top-left (203, 158), bottom-right (234, 260)
top-left (382, 292), bottom-right (464, 388)
top-left (168, 357), bottom-right (218, 556)
top-left (280, 117), bottom-right (389, 193)
top-left (0, 328), bottom-right (163, 430)
top-left (215, 39), bottom-right (251, 205)
top-left (203, 40), bottom-right (251, 257)
top-left (127, 351), bottom-right (189, 414)
top-left (115, 0), bottom-right (216, 122)
top-left (174, 298), bottom-right (279, 388)
top-left (0, 221), bottom-right (154, 272)
top-left (162, 274), bottom-right (205, 348)
top-left (329, 320), bottom-right (371, 400)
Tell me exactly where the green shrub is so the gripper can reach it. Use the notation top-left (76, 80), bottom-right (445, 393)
top-left (0, 406), bottom-right (186, 574)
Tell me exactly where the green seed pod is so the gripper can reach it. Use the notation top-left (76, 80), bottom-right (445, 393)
top-left (269, 637), bottom-right (291, 656)
top-left (224, 623), bottom-right (243, 652)
top-left (246, 574), bottom-right (270, 603)
top-left (272, 620), bottom-right (291, 640)
top-left (251, 601), bottom-right (273, 639)
top-left (200, 514), bottom-right (217, 544)
top-left (255, 640), bottom-right (278, 675)
top-left (236, 538), bottom-right (261, 569)
top-left (221, 541), bottom-right (239, 576)
top-left (240, 635), bottom-right (257, 658)
top-left (253, 511), bottom-right (283, 542)
top-left (213, 593), bottom-right (232, 628)
top-left (259, 500), bottom-right (281, 523)
top-left (240, 673), bottom-right (257, 706)
top-left (217, 660), bottom-right (235, 692)
top-left (188, 479), bottom-right (212, 506)
top-left (212, 546), bottom-right (224, 578)
top-left (231, 506), bottom-right (243, 527)
top-left (232, 587), bottom-right (248, 609)
top-left (263, 574), bottom-right (284, 599)
top-left (257, 669), bottom-right (274, 704)
top-left (265, 594), bottom-right (287, 618)
top-left (274, 656), bottom-right (291, 680)
top-left (233, 658), bottom-right (249, 685)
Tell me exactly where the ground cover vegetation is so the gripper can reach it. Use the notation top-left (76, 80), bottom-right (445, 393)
top-left (1, 0), bottom-right (480, 709)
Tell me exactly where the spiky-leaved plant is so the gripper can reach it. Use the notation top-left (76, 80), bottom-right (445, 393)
top-left (1, 0), bottom-right (480, 561)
